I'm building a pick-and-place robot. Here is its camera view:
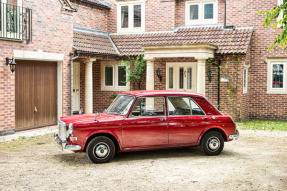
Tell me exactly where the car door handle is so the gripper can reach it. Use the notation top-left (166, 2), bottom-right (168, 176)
top-left (201, 117), bottom-right (208, 119)
top-left (159, 118), bottom-right (166, 121)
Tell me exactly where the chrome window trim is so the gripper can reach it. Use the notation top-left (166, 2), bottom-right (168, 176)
top-left (128, 96), bottom-right (166, 118)
top-left (167, 96), bottom-right (206, 117)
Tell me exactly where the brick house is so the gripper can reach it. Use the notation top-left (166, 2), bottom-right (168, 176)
top-left (0, 0), bottom-right (286, 136)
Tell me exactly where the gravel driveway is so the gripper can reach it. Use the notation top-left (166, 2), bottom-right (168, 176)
top-left (0, 130), bottom-right (286, 191)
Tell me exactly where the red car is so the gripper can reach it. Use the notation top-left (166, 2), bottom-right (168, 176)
top-left (55, 91), bottom-right (239, 163)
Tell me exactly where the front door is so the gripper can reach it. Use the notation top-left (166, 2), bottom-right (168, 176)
top-left (122, 96), bottom-right (168, 147)
top-left (15, 61), bottom-right (57, 131)
top-left (72, 62), bottom-right (80, 113)
top-left (166, 62), bottom-right (197, 92)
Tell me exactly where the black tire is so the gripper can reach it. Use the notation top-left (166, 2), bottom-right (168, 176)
top-left (86, 136), bottom-right (115, 163)
top-left (200, 131), bottom-right (224, 156)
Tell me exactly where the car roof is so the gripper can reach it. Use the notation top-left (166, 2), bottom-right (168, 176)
top-left (121, 90), bottom-right (204, 98)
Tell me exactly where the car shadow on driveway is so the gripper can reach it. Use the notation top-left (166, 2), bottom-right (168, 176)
top-left (52, 147), bottom-right (238, 165)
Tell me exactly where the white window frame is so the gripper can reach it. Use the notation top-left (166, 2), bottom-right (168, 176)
top-left (243, 67), bottom-right (248, 94)
top-left (117, 0), bottom-right (145, 33)
top-left (101, 61), bottom-right (130, 91)
top-left (185, 0), bottom-right (218, 26)
top-left (267, 58), bottom-right (287, 94)
top-left (1, 0), bottom-right (23, 40)
top-left (278, 0), bottom-right (285, 23)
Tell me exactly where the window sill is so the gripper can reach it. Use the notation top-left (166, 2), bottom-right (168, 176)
top-left (101, 86), bottom-right (130, 92)
top-left (267, 89), bottom-right (287, 94)
top-left (117, 28), bottom-right (145, 34)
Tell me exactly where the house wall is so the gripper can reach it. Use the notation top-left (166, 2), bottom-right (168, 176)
top-left (225, 0), bottom-right (287, 120)
top-left (107, 0), bottom-right (176, 33)
top-left (71, 0), bottom-right (109, 31)
top-left (78, 58), bottom-right (147, 113)
top-left (0, 0), bottom-right (73, 135)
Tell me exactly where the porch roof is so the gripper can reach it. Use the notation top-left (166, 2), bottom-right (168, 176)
top-left (111, 26), bottom-right (253, 56)
top-left (73, 26), bottom-right (253, 57)
top-left (73, 28), bottom-right (118, 55)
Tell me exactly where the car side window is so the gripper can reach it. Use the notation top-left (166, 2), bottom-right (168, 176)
top-left (167, 96), bottom-right (205, 116)
top-left (130, 97), bottom-right (165, 117)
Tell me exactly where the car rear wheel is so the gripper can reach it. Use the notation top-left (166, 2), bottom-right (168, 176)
top-left (200, 131), bottom-right (224, 156)
top-left (86, 136), bottom-right (115, 163)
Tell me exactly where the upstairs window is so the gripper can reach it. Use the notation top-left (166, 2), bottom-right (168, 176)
top-left (185, 0), bottom-right (218, 25)
top-left (278, 0), bottom-right (287, 25)
top-left (117, 1), bottom-right (145, 33)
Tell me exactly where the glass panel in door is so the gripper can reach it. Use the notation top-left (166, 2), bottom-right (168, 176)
top-left (187, 67), bottom-right (192, 90)
top-left (169, 67), bottom-right (173, 89)
top-left (179, 67), bottom-right (184, 89)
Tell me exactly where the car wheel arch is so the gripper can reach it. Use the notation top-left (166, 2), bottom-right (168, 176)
top-left (83, 132), bottom-right (121, 153)
top-left (199, 127), bottom-right (227, 145)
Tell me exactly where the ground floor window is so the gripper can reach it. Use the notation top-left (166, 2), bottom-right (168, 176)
top-left (267, 58), bottom-right (287, 94)
top-left (101, 61), bottom-right (129, 91)
top-left (166, 62), bottom-right (197, 92)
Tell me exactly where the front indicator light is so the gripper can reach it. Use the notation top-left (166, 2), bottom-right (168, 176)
top-left (70, 137), bottom-right (77, 141)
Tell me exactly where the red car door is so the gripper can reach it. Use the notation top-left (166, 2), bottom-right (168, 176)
top-left (122, 96), bottom-right (168, 147)
top-left (167, 96), bottom-right (210, 144)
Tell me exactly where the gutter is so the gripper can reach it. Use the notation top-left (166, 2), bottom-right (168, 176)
top-left (69, 51), bottom-right (80, 116)
top-left (77, 0), bottom-right (111, 10)
top-left (77, 51), bottom-right (121, 57)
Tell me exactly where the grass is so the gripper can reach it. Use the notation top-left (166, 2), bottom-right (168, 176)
top-left (0, 134), bottom-right (53, 152)
top-left (236, 120), bottom-right (287, 131)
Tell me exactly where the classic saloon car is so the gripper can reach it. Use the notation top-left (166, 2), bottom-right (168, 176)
top-left (55, 91), bottom-right (239, 163)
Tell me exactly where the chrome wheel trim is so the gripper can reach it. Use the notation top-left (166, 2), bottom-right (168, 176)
top-left (93, 142), bottom-right (110, 159)
top-left (206, 136), bottom-right (220, 152)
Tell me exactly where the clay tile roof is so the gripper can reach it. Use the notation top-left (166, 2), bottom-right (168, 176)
top-left (73, 29), bottom-right (118, 55)
top-left (111, 26), bottom-right (253, 55)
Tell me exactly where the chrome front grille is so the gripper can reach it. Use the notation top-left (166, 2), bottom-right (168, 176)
top-left (58, 119), bottom-right (67, 141)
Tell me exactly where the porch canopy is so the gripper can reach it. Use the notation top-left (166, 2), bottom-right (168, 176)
top-left (142, 43), bottom-right (217, 95)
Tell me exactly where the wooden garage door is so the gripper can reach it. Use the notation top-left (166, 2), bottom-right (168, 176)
top-left (15, 61), bottom-right (57, 131)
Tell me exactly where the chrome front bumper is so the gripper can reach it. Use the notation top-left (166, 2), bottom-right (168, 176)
top-left (229, 129), bottom-right (239, 140)
top-left (54, 133), bottom-right (82, 151)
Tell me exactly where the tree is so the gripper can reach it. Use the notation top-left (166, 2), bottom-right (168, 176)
top-left (119, 55), bottom-right (146, 90)
top-left (259, 2), bottom-right (287, 51)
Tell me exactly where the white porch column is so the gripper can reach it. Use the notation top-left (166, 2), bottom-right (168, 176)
top-left (85, 59), bottom-right (94, 114)
top-left (197, 59), bottom-right (206, 95)
top-left (146, 60), bottom-right (154, 90)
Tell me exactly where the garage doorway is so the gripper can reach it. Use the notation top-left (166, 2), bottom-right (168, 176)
top-left (15, 60), bottom-right (57, 131)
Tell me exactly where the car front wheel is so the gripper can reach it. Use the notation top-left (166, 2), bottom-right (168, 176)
top-left (200, 131), bottom-right (224, 156)
top-left (86, 136), bottom-right (115, 163)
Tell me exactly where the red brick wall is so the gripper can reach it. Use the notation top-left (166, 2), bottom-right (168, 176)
top-left (0, 0), bottom-right (73, 134)
top-left (225, 0), bottom-right (287, 120)
top-left (71, 0), bottom-right (109, 31)
top-left (92, 60), bottom-right (121, 112)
